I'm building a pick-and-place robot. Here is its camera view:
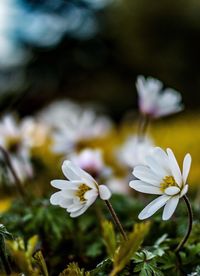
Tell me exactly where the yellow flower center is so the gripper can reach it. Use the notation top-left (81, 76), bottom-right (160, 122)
top-left (76, 184), bottom-right (91, 202)
top-left (6, 136), bottom-right (21, 153)
top-left (160, 176), bottom-right (178, 192)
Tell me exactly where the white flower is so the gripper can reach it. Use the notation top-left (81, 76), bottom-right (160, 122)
top-left (39, 100), bottom-right (112, 154)
top-left (0, 114), bottom-right (33, 182)
top-left (119, 135), bottom-right (154, 168)
top-left (129, 147), bottom-right (191, 220)
top-left (69, 148), bottom-right (111, 179)
top-left (50, 160), bottom-right (111, 217)
top-left (136, 76), bottom-right (183, 118)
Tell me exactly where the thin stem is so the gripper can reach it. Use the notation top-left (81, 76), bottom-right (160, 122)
top-left (105, 200), bottom-right (128, 241)
top-left (175, 195), bottom-right (193, 253)
top-left (0, 146), bottom-right (26, 201)
top-left (137, 114), bottom-right (150, 139)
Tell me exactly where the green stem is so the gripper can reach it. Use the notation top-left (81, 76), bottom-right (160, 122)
top-left (175, 195), bottom-right (193, 253)
top-left (105, 200), bottom-right (128, 241)
top-left (137, 114), bottom-right (150, 139)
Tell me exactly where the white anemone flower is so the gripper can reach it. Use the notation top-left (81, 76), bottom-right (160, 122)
top-left (50, 160), bottom-right (111, 217)
top-left (39, 100), bottom-right (112, 155)
top-left (119, 135), bottom-right (154, 168)
top-left (0, 114), bottom-right (33, 182)
top-left (69, 148), bottom-right (111, 179)
top-left (136, 76), bottom-right (183, 118)
top-left (129, 147), bottom-right (191, 220)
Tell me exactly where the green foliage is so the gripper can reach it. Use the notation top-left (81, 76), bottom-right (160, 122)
top-left (133, 250), bottom-right (164, 276)
top-left (101, 220), bottom-right (116, 259)
top-left (110, 221), bottom-right (151, 276)
top-left (0, 194), bottom-right (200, 274)
top-left (59, 262), bottom-right (90, 276)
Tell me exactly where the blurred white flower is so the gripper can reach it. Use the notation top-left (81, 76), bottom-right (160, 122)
top-left (136, 76), bottom-right (183, 118)
top-left (39, 100), bottom-right (112, 154)
top-left (119, 135), bottom-right (154, 168)
top-left (129, 147), bottom-right (191, 220)
top-left (107, 177), bottom-right (130, 195)
top-left (69, 148), bottom-right (111, 179)
top-left (50, 160), bottom-right (111, 217)
top-left (0, 114), bottom-right (34, 182)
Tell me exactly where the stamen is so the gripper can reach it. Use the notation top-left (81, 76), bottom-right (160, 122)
top-left (76, 184), bottom-right (91, 202)
top-left (160, 176), bottom-right (178, 192)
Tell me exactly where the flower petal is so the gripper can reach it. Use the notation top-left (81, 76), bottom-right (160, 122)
top-left (138, 195), bottom-right (170, 220)
top-left (133, 166), bottom-right (161, 186)
top-left (62, 160), bottom-right (97, 189)
top-left (67, 203), bottom-right (84, 212)
top-left (162, 196), bottom-right (179, 220)
top-left (62, 160), bottom-right (81, 180)
top-left (98, 185), bottom-right (112, 200)
top-left (70, 204), bottom-right (89, 217)
top-left (180, 184), bottom-right (188, 198)
top-left (164, 186), bottom-right (180, 196)
top-left (51, 179), bottom-right (73, 189)
top-left (145, 156), bottom-right (168, 178)
top-left (182, 154), bottom-right (192, 184)
top-left (152, 147), bottom-right (171, 174)
top-left (167, 148), bottom-right (182, 187)
top-left (129, 180), bottom-right (163, 195)
top-left (84, 189), bottom-right (98, 200)
top-left (50, 191), bottom-right (62, 205)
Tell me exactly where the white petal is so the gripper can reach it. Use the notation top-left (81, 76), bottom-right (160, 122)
top-left (50, 191), bottom-right (63, 205)
top-left (59, 198), bottom-right (73, 208)
top-left (182, 154), bottom-right (192, 184)
top-left (162, 196), bottom-right (179, 220)
top-left (98, 185), bottom-right (112, 200)
top-left (138, 195), bottom-right (170, 220)
top-left (61, 189), bottom-right (76, 199)
top-left (70, 197), bottom-right (96, 217)
top-left (70, 204), bottom-right (89, 217)
top-left (164, 186), bottom-right (180, 196)
top-left (167, 148), bottom-right (182, 187)
top-left (180, 184), bottom-right (188, 198)
top-left (129, 180), bottom-right (163, 195)
top-left (62, 160), bottom-right (97, 189)
top-left (51, 179), bottom-right (72, 189)
top-left (133, 166), bottom-right (161, 186)
top-left (152, 147), bottom-right (171, 174)
top-left (84, 189), bottom-right (98, 200)
top-left (62, 160), bottom-right (81, 180)
top-left (67, 203), bottom-right (84, 212)
top-left (145, 156), bottom-right (168, 178)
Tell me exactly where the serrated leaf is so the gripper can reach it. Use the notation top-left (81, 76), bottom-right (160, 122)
top-left (33, 250), bottom-right (49, 276)
top-left (110, 221), bottom-right (150, 276)
top-left (59, 262), bottom-right (90, 276)
top-left (101, 220), bottom-right (116, 259)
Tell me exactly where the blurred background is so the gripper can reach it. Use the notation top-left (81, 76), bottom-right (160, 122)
top-left (1, 0), bottom-right (200, 120)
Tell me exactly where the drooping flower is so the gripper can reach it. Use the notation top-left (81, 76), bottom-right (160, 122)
top-left (136, 76), bottom-right (183, 118)
top-left (119, 135), bottom-right (154, 168)
top-left (69, 148), bottom-right (111, 179)
top-left (129, 147), bottom-right (191, 220)
top-left (50, 160), bottom-right (111, 217)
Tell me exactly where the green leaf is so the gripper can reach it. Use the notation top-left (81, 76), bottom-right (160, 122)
top-left (33, 250), bottom-right (49, 276)
top-left (110, 221), bottom-right (151, 276)
top-left (101, 220), bottom-right (116, 259)
top-left (59, 262), bottom-right (90, 276)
